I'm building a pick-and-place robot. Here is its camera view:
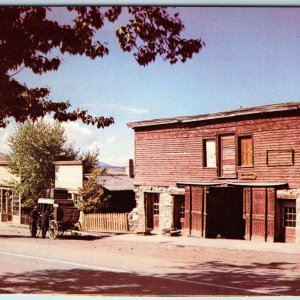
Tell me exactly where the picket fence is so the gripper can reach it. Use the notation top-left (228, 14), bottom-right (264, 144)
top-left (21, 211), bottom-right (130, 233)
top-left (81, 213), bottom-right (129, 232)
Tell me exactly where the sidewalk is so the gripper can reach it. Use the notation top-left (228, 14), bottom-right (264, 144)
top-left (109, 232), bottom-right (300, 254)
top-left (1, 223), bottom-right (300, 254)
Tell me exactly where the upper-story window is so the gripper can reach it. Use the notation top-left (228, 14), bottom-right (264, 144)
top-left (203, 139), bottom-right (216, 168)
top-left (238, 136), bottom-right (253, 167)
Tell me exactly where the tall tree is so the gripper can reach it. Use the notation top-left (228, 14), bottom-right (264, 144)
top-left (8, 119), bottom-right (78, 208)
top-left (0, 7), bottom-right (204, 128)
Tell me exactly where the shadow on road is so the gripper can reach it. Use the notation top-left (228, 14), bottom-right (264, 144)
top-left (0, 234), bottom-right (104, 241)
top-left (0, 260), bottom-right (299, 295)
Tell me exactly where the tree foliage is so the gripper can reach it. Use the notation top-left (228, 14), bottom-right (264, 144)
top-left (78, 148), bottom-right (100, 175)
top-left (78, 167), bottom-right (110, 213)
top-left (8, 120), bottom-right (78, 208)
top-left (0, 7), bottom-right (204, 128)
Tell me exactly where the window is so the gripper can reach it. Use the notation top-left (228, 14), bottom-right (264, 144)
top-left (203, 139), bottom-right (216, 168)
top-left (238, 136), bottom-right (253, 167)
top-left (180, 199), bottom-right (185, 219)
top-left (284, 207), bottom-right (296, 227)
top-left (153, 195), bottom-right (159, 215)
top-left (12, 195), bottom-right (20, 216)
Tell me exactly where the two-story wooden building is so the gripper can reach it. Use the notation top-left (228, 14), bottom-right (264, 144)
top-left (128, 102), bottom-right (300, 243)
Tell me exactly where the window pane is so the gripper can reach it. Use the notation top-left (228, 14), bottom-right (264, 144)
top-left (153, 194), bottom-right (159, 215)
top-left (284, 207), bottom-right (296, 227)
top-left (204, 139), bottom-right (216, 167)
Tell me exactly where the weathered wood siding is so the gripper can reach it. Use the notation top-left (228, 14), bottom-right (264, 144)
top-left (134, 114), bottom-right (300, 188)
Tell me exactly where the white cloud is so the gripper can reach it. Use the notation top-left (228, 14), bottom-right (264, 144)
top-left (62, 121), bottom-right (103, 152)
top-left (103, 104), bottom-right (148, 115)
top-left (106, 136), bottom-right (116, 144)
top-left (0, 125), bottom-right (16, 154)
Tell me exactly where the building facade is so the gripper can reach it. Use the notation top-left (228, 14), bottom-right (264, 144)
top-left (54, 161), bottom-right (83, 205)
top-left (128, 102), bottom-right (300, 243)
top-left (0, 153), bottom-right (20, 225)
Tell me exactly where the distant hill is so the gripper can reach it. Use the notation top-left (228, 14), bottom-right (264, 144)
top-left (98, 161), bottom-right (125, 171)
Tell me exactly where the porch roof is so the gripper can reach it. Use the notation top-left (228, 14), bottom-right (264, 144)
top-left (176, 181), bottom-right (288, 188)
top-left (176, 182), bottom-right (223, 188)
top-left (227, 182), bottom-right (288, 187)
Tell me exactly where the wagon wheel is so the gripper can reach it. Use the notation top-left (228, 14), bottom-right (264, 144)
top-left (72, 222), bottom-right (82, 236)
top-left (48, 220), bottom-right (58, 239)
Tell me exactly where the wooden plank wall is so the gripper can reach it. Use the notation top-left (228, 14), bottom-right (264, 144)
top-left (134, 114), bottom-right (300, 188)
top-left (244, 187), bottom-right (276, 242)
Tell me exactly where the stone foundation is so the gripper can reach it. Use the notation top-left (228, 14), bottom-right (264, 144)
top-left (129, 185), bottom-right (184, 234)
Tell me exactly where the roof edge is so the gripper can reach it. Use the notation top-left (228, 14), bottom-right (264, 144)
top-left (128, 101), bottom-right (300, 129)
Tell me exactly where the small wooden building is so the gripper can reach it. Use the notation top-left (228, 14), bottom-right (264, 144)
top-left (96, 167), bottom-right (135, 213)
top-left (54, 160), bottom-right (83, 205)
top-left (128, 102), bottom-right (300, 243)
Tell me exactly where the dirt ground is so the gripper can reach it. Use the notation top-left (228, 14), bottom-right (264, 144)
top-left (0, 225), bottom-right (300, 295)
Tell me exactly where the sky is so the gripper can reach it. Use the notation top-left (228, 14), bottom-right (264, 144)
top-left (1, 7), bottom-right (300, 166)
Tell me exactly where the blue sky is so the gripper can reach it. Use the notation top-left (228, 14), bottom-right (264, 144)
top-left (1, 7), bottom-right (300, 166)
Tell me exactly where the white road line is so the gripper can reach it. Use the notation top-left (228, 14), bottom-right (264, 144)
top-left (0, 250), bottom-right (128, 273)
top-left (0, 250), bottom-right (281, 296)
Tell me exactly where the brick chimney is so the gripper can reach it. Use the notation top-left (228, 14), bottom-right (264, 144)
top-left (126, 159), bottom-right (134, 178)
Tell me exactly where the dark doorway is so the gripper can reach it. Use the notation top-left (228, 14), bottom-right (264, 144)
top-left (206, 186), bottom-right (245, 239)
top-left (144, 193), bottom-right (160, 230)
top-left (173, 195), bottom-right (185, 229)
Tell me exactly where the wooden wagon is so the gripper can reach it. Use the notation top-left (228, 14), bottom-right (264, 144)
top-left (37, 197), bottom-right (81, 239)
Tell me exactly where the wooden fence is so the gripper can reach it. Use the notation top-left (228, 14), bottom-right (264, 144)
top-left (81, 213), bottom-right (129, 232)
top-left (21, 213), bottom-right (30, 225)
top-left (20, 211), bottom-right (130, 233)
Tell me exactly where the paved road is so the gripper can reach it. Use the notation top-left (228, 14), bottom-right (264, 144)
top-left (0, 225), bottom-right (299, 296)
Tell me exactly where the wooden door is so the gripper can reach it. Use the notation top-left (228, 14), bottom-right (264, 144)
top-left (219, 135), bottom-right (236, 178)
top-left (243, 187), bottom-right (252, 240)
top-left (145, 193), bottom-right (159, 230)
top-left (191, 187), bottom-right (204, 235)
top-left (184, 186), bottom-right (204, 236)
top-left (184, 186), bottom-right (205, 236)
top-left (251, 188), bottom-right (266, 241)
top-left (243, 187), bottom-right (276, 242)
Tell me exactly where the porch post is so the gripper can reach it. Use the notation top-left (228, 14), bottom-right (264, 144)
top-left (0, 189), bottom-right (2, 221)
top-left (296, 197), bottom-right (300, 243)
top-left (203, 187), bottom-right (207, 238)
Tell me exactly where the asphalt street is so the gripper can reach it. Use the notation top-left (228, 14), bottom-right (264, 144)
top-left (0, 225), bottom-right (299, 296)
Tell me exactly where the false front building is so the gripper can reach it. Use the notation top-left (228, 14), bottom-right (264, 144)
top-left (128, 102), bottom-right (300, 243)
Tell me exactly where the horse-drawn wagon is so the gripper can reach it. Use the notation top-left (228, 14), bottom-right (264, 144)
top-left (37, 188), bottom-right (81, 239)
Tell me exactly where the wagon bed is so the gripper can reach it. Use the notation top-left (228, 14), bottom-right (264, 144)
top-left (38, 197), bottom-right (82, 239)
